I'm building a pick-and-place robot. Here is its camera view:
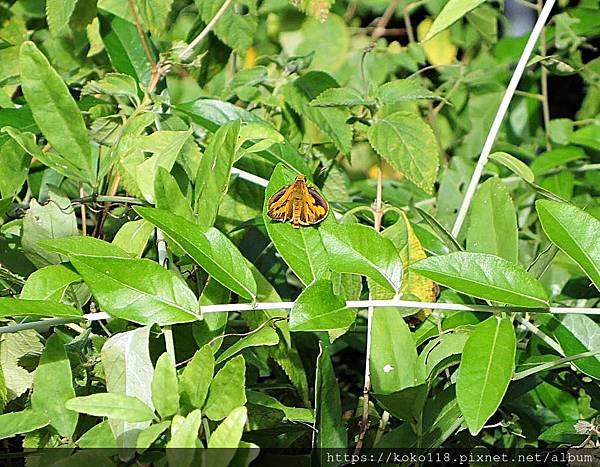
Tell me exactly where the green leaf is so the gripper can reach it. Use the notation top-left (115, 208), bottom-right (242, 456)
top-left (423, 0), bottom-right (485, 42)
top-left (204, 355), bottom-right (246, 421)
top-left (536, 200), bottom-right (600, 291)
top-left (20, 264), bottom-right (81, 302)
top-left (82, 72), bottom-right (140, 103)
top-left (166, 410), bottom-right (202, 455)
top-left (22, 193), bottom-right (78, 267)
top-left (135, 206), bottom-right (257, 300)
top-left (195, 0), bottom-right (257, 52)
top-left (571, 124), bottom-right (600, 150)
top-left (411, 252), bottom-right (549, 307)
top-left (315, 344), bottom-right (346, 449)
top-left (0, 410), bottom-right (49, 440)
top-left (320, 223), bottom-right (403, 293)
top-left (39, 235), bottom-right (131, 258)
top-left (100, 13), bottom-right (155, 86)
top-left (467, 177), bottom-right (518, 263)
top-left (134, 130), bottom-right (192, 203)
top-left (0, 107), bottom-right (37, 146)
top-left (77, 420), bottom-right (118, 448)
top-left (46, 0), bottom-right (98, 37)
top-left (112, 220), bottom-right (154, 258)
top-left (377, 79), bottom-right (440, 104)
top-left (215, 326), bottom-right (279, 364)
top-left (263, 165), bottom-right (329, 286)
top-left (0, 139), bottom-right (29, 198)
top-left (174, 99), bottom-right (310, 174)
top-left (489, 152), bottom-right (535, 183)
top-left (151, 353), bottom-right (179, 419)
top-left (371, 308), bottom-right (424, 394)
top-left (530, 147), bottom-right (586, 176)
top-left (134, 0), bottom-right (174, 38)
top-left (194, 280), bottom-right (230, 351)
top-left (283, 71), bottom-right (352, 154)
top-left (31, 334), bottom-right (78, 436)
top-left (290, 279), bottom-right (355, 332)
top-left (310, 87), bottom-right (374, 108)
top-left (368, 111), bottom-right (439, 194)
top-left (0, 297), bottom-right (81, 318)
top-left (136, 420), bottom-right (170, 450)
top-left (66, 393), bottom-right (155, 422)
top-left (195, 121), bottom-right (240, 227)
top-left (19, 41), bottom-right (96, 185)
top-left (155, 167), bottom-right (194, 222)
top-left (456, 316), bottom-right (516, 435)
top-left (180, 344), bottom-right (214, 410)
top-left (553, 314), bottom-right (600, 380)
top-left (69, 255), bottom-right (199, 325)
top-left (245, 391), bottom-right (313, 422)
top-left (207, 406), bottom-right (247, 448)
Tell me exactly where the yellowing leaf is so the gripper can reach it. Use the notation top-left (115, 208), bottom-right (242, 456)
top-left (417, 18), bottom-right (457, 66)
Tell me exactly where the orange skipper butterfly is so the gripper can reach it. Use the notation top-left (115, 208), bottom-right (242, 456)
top-left (267, 175), bottom-right (329, 228)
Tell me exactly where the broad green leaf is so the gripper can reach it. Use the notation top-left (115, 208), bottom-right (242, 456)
top-left (20, 264), bottom-right (81, 302)
top-left (0, 139), bottom-right (29, 198)
top-left (194, 280), bottom-right (230, 351)
top-left (571, 124), bottom-right (600, 150)
top-left (204, 355), bottom-right (246, 420)
top-left (467, 177), bottom-right (518, 263)
top-left (100, 13), bottom-right (155, 86)
top-left (553, 314), bottom-right (600, 379)
top-left (155, 167), bottom-right (194, 222)
top-left (22, 193), bottom-right (78, 267)
top-left (283, 71), bottom-right (352, 154)
top-left (46, 0), bottom-right (98, 36)
top-left (135, 130), bottom-right (192, 203)
top-left (368, 111), bottom-right (439, 194)
top-left (418, 331), bottom-right (470, 379)
top-left (134, 0), bottom-right (174, 38)
top-left (294, 15), bottom-right (349, 73)
top-left (489, 152), bottom-right (535, 183)
top-left (82, 72), bottom-right (139, 103)
top-left (456, 316), bottom-right (516, 435)
top-left (536, 200), bottom-right (600, 291)
top-left (195, 121), bottom-right (240, 227)
top-left (70, 255), bottom-right (199, 325)
top-left (246, 391), bottom-right (313, 422)
top-left (263, 164), bottom-right (329, 286)
top-left (112, 220), bottom-right (154, 257)
top-left (539, 421), bottom-right (586, 445)
top-left (0, 330), bottom-right (43, 402)
top-left (135, 206), bottom-right (257, 300)
top-left (66, 394), bottom-right (155, 422)
top-left (136, 420), bottom-right (170, 450)
top-left (101, 326), bottom-right (154, 447)
top-left (377, 79), bottom-right (440, 103)
top-left (315, 344), bottom-right (346, 449)
top-left (180, 344), bottom-right (214, 410)
top-left (530, 147), bottom-right (586, 176)
top-left (215, 326), bottom-right (278, 364)
top-left (371, 308), bottom-right (424, 394)
top-left (195, 0), bottom-right (257, 52)
top-left (31, 334), bottom-right (78, 436)
top-left (0, 297), bottom-right (81, 318)
top-left (174, 99), bottom-right (310, 174)
top-left (19, 42), bottom-right (96, 185)
top-left (151, 353), bottom-right (179, 419)
top-left (290, 279), bottom-right (355, 332)
top-left (0, 410), bottom-right (49, 440)
top-left (77, 420), bottom-right (118, 448)
top-left (0, 107), bottom-right (37, 146)
top-left (166, 409), bottom-right (202, 466)
top-left (418, 18), bottom-right (458, 65)
top-left (535, 381), bottom-right (579, 421)
top-left (40, 235), bottom-right (131, 258)
top-left (374, 384), bottom-right (428, 424)
top-left (310, 87), bottom-right (374, 108)
top-left (423, 0), bottom-right (486, 42)
top-left (208, 406), bottom-right (247, 448)
top-left (411, 252), bottom-right (549, 307)
top-left (321, 223), bottom-right (403, 293)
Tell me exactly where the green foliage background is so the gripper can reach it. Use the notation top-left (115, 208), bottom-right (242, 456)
top-left (0, 0), bottom-right (600, 463)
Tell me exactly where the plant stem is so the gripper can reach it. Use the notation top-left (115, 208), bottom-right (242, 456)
top-left (538, 0), bottom-right (551, 151)
top-left (127, 0), bottom-right (156, 69)
top-left (356, 157), bottom-right (384, 453)
top-left (79, 185), bottom-right (87, 236)
top-left (402, 0), bottom-right (415, 43)
top-left (156, 228), bottom-right (176, 364)
top-left (179, 0), bottom-right (234, 61)
top-left (372, 0), bottom-right (399, 41)
top-left (451, 0), bottom-right (557, 238)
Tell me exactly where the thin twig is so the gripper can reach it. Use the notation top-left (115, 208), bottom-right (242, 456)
top-left (127, 0), bottom-right (156, 69)
top-left (179, 0), bottom-right (235, 61)
top-left (451, 0), bottom-right (557, 237)
top-left (538, 0), bottom-right (551, 151)
top-left (356, 157), bottom-right (384, 453)
top-left (372, 0), bottom-right (399, 41)
top-left (402, 0), bottom-right (415, 43)
top-left (2, 300), bottom-right (600, 335)
top-left (79, 185), bottom-right (87, 236)
top-left (156, 228), bottom-right (176, 365)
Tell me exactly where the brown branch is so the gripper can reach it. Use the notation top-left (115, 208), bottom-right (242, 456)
top-left (372, 0), bottom-right (399, 41)
top-left (127, 0), bottom-right (156, 69)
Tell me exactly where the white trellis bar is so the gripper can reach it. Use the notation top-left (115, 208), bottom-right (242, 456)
top-left (1, 299), bottom-right (598, 334)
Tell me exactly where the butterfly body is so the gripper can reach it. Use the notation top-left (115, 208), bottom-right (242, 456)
top-left (267, 175), bottom-right (329, 228)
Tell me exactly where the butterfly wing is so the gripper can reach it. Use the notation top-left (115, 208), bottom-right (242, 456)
top-left (267, 184), bottom-right (294, 222)
top-left (299, 185), bottom-right (329, 225)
